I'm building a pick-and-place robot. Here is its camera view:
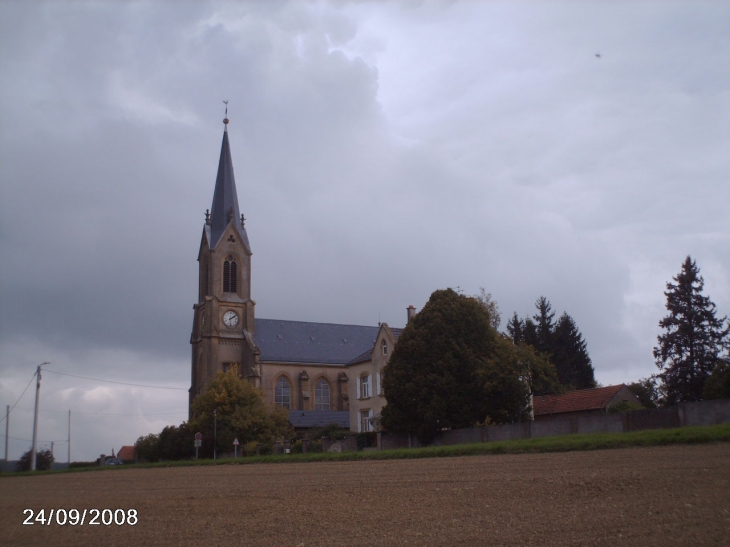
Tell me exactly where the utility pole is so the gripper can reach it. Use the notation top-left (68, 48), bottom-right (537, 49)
top-left (4, 405), bottom-right (9, 473)
top-left (67, 410), bottom-right (71, 465)
top-left (30, 362), bottom-right (50, 472)
top-left (213, 409), bottom-right (217, 461)
top-left (51, 441), bottom-right (54, 460)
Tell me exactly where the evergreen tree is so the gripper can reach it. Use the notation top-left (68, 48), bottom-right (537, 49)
top-left (551, 312), bottom-right (596, 390)
top-left (653, 256), bottom-right (730, 404)
top-left (507, 298), bottom-right (595, 392)
top-left (506, 312), bottom-right (524, 344)
top-left (522, 318), bottom-right (539, 349)
top-left (532, 296), bottom-right (555, 355)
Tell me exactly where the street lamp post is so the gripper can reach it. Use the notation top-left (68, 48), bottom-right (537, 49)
top-left (213, 409), bottom-right (217, 461)
top-left (30, 362), bottom-right (50, 471)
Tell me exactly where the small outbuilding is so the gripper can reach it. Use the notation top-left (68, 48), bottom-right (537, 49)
top-left (533, 384), bottom-right (641, 421)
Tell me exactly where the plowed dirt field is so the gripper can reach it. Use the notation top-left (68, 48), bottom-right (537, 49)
top-left (2, 443), bottom-right (729, 546)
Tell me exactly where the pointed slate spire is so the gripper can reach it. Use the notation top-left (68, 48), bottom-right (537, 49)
top-left (209, 119), bottom-right (250, 251)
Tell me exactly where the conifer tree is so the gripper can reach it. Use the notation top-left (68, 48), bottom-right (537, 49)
top-left (551, 312), bottom-right (596, 390)
top-left (507, 298), bottom-right (595, 392)
top-left (532, 296), bottom-right (555, 355)
top-left (506, 312), bottom-right (524, 344)
top-left (653, 256), bottom-right (730, 404)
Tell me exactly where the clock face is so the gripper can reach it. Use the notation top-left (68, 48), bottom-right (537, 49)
top-left (223, 310), bottom-right (239, 327)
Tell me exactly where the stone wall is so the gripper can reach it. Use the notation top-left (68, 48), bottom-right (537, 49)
top-left (375, 398), bottom-right (730, 451)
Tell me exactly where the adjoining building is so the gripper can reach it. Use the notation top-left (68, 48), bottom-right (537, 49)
top-left (532, 384), bottom-right (642, 421)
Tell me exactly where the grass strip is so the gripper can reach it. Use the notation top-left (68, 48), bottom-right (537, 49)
top-left (4, 423), bottom-right (729, 476)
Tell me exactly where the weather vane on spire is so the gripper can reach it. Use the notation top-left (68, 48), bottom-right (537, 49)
top-left (223, 100), bottom-right (229, 125)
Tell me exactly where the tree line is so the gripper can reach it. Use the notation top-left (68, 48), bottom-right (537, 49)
top-left (380, 288), bottom-right (597, 444)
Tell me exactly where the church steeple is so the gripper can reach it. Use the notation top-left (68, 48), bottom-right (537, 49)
top-left (209, 117), bottom-right (250, 251)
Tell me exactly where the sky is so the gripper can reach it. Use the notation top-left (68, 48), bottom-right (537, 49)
top-left (1, 1), bottom-right (729, 462)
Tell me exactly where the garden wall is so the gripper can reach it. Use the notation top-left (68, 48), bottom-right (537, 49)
top-left (375, 398), bottom-right (730, 451)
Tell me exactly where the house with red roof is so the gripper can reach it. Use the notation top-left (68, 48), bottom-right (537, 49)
top-left (533, 384), bottom-right (641, 421)
top-left (117, 445), bottom-right (136, 463)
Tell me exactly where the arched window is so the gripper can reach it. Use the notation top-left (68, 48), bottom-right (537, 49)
top-left (314, 379), bottom-right (330, 411)
top-left (223, 256), bottom-right (237, 293)
top-left (275, 377), bottom-right (291, 409)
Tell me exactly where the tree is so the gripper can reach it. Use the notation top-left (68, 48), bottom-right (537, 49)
top-left (653, 256), bottom-right (730, 404)
top-left (380, 288), bottom-right (530, 444)
top-left (532, 296), bottom-right (555, 355)
top-left (551, 312), bottom-right (596, 390)
top-left (134, 433), bottom-right (161, 463)
top-left (507, 298), bottom-right (595, 392)
top-left (475, 288), bottom-right (502, 330)
top-left (16, 448), bottom-right (54, 472)
top-left (627, 376), bottom-right (661, 409)
top-left (158, 423), bottom-right (195, 461)
top-left (702, 359), bottom-right (730, 400)
top-left (506, 312), bottom-right (524, 344)
top-left (190, 368), bottom-right (291, 458)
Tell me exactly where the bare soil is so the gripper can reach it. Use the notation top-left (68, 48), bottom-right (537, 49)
top-left (2, 444), bottom-right (729, 546)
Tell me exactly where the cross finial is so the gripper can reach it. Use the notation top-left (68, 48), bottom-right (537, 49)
top-left (223, 100), bottom-right (229, 126)
top-left (240, 213), bottom-right (246, 228)
top-left (205, 209), bottom-right (211, 225)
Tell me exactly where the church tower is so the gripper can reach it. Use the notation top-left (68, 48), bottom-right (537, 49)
top-left (190, 117), bottom-right (260, 415)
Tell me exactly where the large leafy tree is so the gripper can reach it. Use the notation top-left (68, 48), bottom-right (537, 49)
top-left (654, 256), bottom-right (730, 404)
top-left (190, 368), bottom-right (291, 458)
top-left (380, 288), bottom-right (532, 444)
top-left (136, 370), bottom-right (291, 461)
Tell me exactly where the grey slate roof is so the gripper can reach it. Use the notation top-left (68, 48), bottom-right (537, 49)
top-left (254, 319), bottom-right (379, 365)
top-left (209, 127), bottom-right (251, 252)
top-left (288, 410), bottom-right (349, 429)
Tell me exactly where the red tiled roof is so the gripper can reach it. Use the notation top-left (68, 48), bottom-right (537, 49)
top-left (117, 445), bottom-right (135, 461)
top-left (533, 385), bottom-right (625, 416)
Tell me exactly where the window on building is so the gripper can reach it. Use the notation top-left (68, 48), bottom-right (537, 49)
top-left (275, 377), bottom-right (291, 409)
top-left (382, 340), bottom-right (388, 356)
top-left (360, 374), bottom-right (371, 399)
top-left (360, 409), bottom-right (373, 433)
top-left (223, 256), bottom-right (237, 293)
top-left (314, 379), bottom-right (330, 411)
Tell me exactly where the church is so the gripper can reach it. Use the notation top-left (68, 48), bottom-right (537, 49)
top-left (189, 117), bottom-right (411, 433)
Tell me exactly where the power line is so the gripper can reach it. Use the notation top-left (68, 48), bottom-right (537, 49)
top-left (8, 435), bottom-right (69, 444)
top-left (0, 369), bottom-right (37, 425)
top-left (44, 369), bottom-right (188, 390)
top-left (13, 407), bottom-right (186, 417)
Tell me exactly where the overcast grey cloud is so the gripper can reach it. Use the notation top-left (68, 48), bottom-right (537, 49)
top-left (1, 1), bottom-right (729, 462)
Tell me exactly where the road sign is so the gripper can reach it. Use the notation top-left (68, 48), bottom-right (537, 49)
top-left (232, 438), bottom-right (239, 446)
top-left (194, 439), bottom-right (202, 447)
top-left (195, 432), bottom-right (203, 441)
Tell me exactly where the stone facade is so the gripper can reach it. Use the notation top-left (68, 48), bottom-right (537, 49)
top-left (346, 323), bottom-right (401, 432)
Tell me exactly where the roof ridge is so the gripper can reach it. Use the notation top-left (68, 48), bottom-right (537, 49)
top-left (256, 318), bottom-right (379, 329)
